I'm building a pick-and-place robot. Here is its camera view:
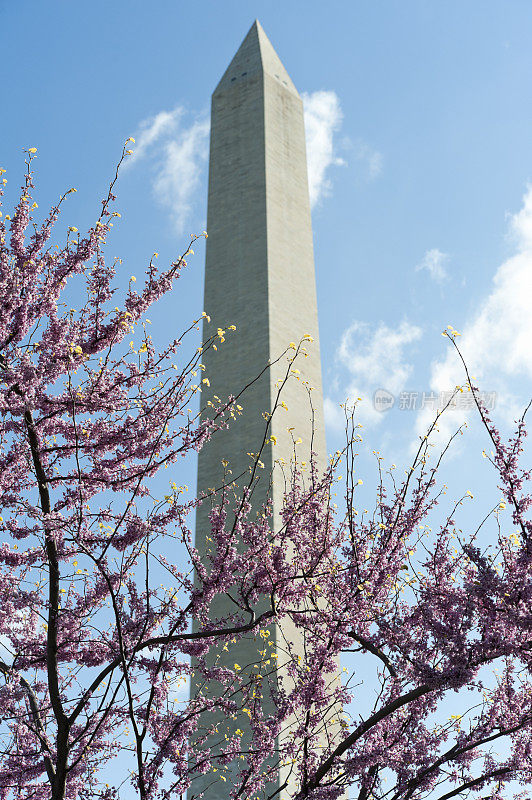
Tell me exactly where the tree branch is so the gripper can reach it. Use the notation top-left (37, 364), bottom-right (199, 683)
top-left (347, 632), bottom-right (397, 677)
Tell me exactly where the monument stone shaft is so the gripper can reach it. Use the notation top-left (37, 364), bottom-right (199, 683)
top-left (193, 20), bottom-right (327, 797)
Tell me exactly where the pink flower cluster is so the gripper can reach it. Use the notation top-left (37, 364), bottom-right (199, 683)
top-left (0, 154), bottom-right (530, 800)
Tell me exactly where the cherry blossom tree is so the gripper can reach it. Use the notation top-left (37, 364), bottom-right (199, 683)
top-left (0, 148), bottom-right (530, 800)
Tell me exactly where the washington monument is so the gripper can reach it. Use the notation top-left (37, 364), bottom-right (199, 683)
top-left (193, 20), bottom-right (328, 797)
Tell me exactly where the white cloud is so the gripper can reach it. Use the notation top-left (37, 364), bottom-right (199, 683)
top-left (416, 186), bottom-right (532, 441)
top-left (324, 396), bottom-right (346, 431)
top-left (126, 106), bottom-right (210, 233)
top-left (354, 140), bottom-right (383, 180)
top-left (509, 183), bottom-right (532, 249)
top-left (302, 90), bottom-right (345, 208)
top-left (326, 320), bottom-right (422, 428)
top-left (125, 108), bottom-right (183, 166)
top-left (152, 118), bottom-right (210, 234)
top-left (416, 248), bottom-right (449, 283)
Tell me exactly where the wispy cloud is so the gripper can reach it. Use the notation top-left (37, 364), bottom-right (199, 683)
top-left (125, 108), bottom-right (183, 166)
top-left (354, 140), bottom-right (383, 180)
top-left (416, 248), bottom-right (449, 283)
top-left (415, 185), bottom-right (532, 441)
top-left (325, 320), bottom-right (422, 429)
top-left (152, 119), bottom-right (210, 234)
top-left (302, 90), bottom-right (345, 208)
top-left (126, 106), bottom-right (209, 233)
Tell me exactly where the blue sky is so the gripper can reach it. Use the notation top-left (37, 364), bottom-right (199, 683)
top-left (2, 0), bottom-right (532, 506)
